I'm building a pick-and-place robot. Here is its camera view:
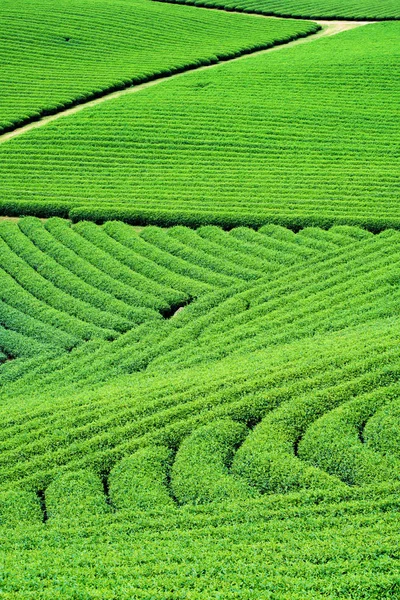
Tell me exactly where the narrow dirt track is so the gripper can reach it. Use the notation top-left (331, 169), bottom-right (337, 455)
top-left (0, 18), bottom-right (371, 145)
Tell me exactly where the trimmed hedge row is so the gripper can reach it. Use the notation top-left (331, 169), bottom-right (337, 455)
top-left (298, 385), bottom-right (400, 485)
top-left (69, 205), bottom-right (400, 234)
top-left (0, 325), bottom-right (58, 358)
top-left (0, 299), bottom-right (77, 351)
top-left (78, 220), bottom-right (203, 300)
top-left (72, 221), bottom-right (185, 307)
top-left (104, 221), bottom-right (215, 297)
top-left (171, 419), bottom-right (254, 505)
top-left (1, 225), bottom-right (400, 497)
top-left (2, 203), bottom-right (400, 235)
top-left (21, 217), bottom-right (168, 313)
top-left (46, 470), bottom-right (110, 523)
top-left (232, 359), bottom-right (400, 493)
top-left (155, 0), bottom-right (400, 20)
top-left (140, 226), bottom-right (239, 288)
top-left (0, 488), bottom-right (42, 527)
top-left (364, 400), bottom-right (400, 459)
top-left (0, 221), bottom-right (145, 332)
top-left (1, 318), bottom-right (399, 492)
top-left (150, 231), bottom-right (400, 371)
top-left (0, 228), bottom-right (120, 339)
top-left (167, 226), bottom-right (263, 280)
top-left (109, 446), bottom-right (174, 511)
top-left (3, 23), bottom-right (399, 234)
top-left (0, 266), bottom-right (111, 343)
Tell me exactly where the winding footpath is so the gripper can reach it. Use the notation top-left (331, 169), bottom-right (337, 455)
top-left (0, 17), bottom-right (371, 145)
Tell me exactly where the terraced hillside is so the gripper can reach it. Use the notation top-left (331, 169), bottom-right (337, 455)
top-left (1, 222), bottom-right (400, 596)
top-left (0, 0), bottom-right (316, 134)
top-left (1, 21), bottom-right (399, 230)
top-left (2, 0), bottom-right (400, 597)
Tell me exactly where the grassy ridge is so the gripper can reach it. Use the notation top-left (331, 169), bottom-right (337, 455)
top-left (1, 23), bottom-right (399, 230)
top-left (0, 0), bottom-right (316, 133)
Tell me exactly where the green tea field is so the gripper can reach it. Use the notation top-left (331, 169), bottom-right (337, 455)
top-left (1, 0), bottom-right (400, 598)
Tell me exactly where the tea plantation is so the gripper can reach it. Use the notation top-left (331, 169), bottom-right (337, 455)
top-left (1, 0), bottom-right (400, 598)
top-left (0, 0), bottom-right (316, 134)
top-left (158, 0), bottom-right (400, 20)
top-left (1, 21), bottom-right (399, 230)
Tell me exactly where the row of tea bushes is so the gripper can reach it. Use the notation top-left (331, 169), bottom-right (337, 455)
top-left (0, 219), bottom-right (348, 360)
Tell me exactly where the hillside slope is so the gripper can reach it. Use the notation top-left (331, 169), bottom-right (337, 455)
top-left (0, 0), bottom-right (316, 134)
top-left (1, 222), bottom-right (400, 597)
top-left (1, 23), bottom-right (399, 230)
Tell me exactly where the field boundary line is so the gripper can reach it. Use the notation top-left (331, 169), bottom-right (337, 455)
top-left (0, 19), bottom-right (371, 145)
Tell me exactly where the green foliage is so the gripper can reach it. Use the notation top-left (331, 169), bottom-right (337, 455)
top-left (364, 400), bottom-right (400, 458)
top-left (0, 488), bottom-right (42, 527)
top-left (0, 0), bottom-right (315, 133)
top-left (159, 0), bottom-right (400, 20)
top-left (109, 446), bottom-right (174, 510)
top-left (2, 0), bottom-right (400, 592)
top-left (45, 470), bottom-right (110, 522)
top-left (171, 419), bottom-right (254, 504)
top-left (1, 485), bottom-right (400, 598)
top-left (0, 224), bottom-right (400, 595)
top-left (1, 23), bottom-right (399, 230)
top-left (298, 385), bottom-right (400, 486)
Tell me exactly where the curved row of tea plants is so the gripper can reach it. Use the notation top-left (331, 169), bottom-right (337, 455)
top-left (0, 218), bottom-right (330, 360)
top-left (2, 1), bottom-right (400, 596)
top-left (1, 223), bottom-right (400, 597)
top-left (1, 477), bottom-right (399, 598)
top-left (0, 218), bottom-right (371, 365)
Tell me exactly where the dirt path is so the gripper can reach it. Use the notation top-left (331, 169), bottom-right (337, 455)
top-left (0, 18), bottom-right (371, 146)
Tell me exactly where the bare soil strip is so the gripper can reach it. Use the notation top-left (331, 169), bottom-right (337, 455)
top-left (0, 19), bottom-right (371, 145)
